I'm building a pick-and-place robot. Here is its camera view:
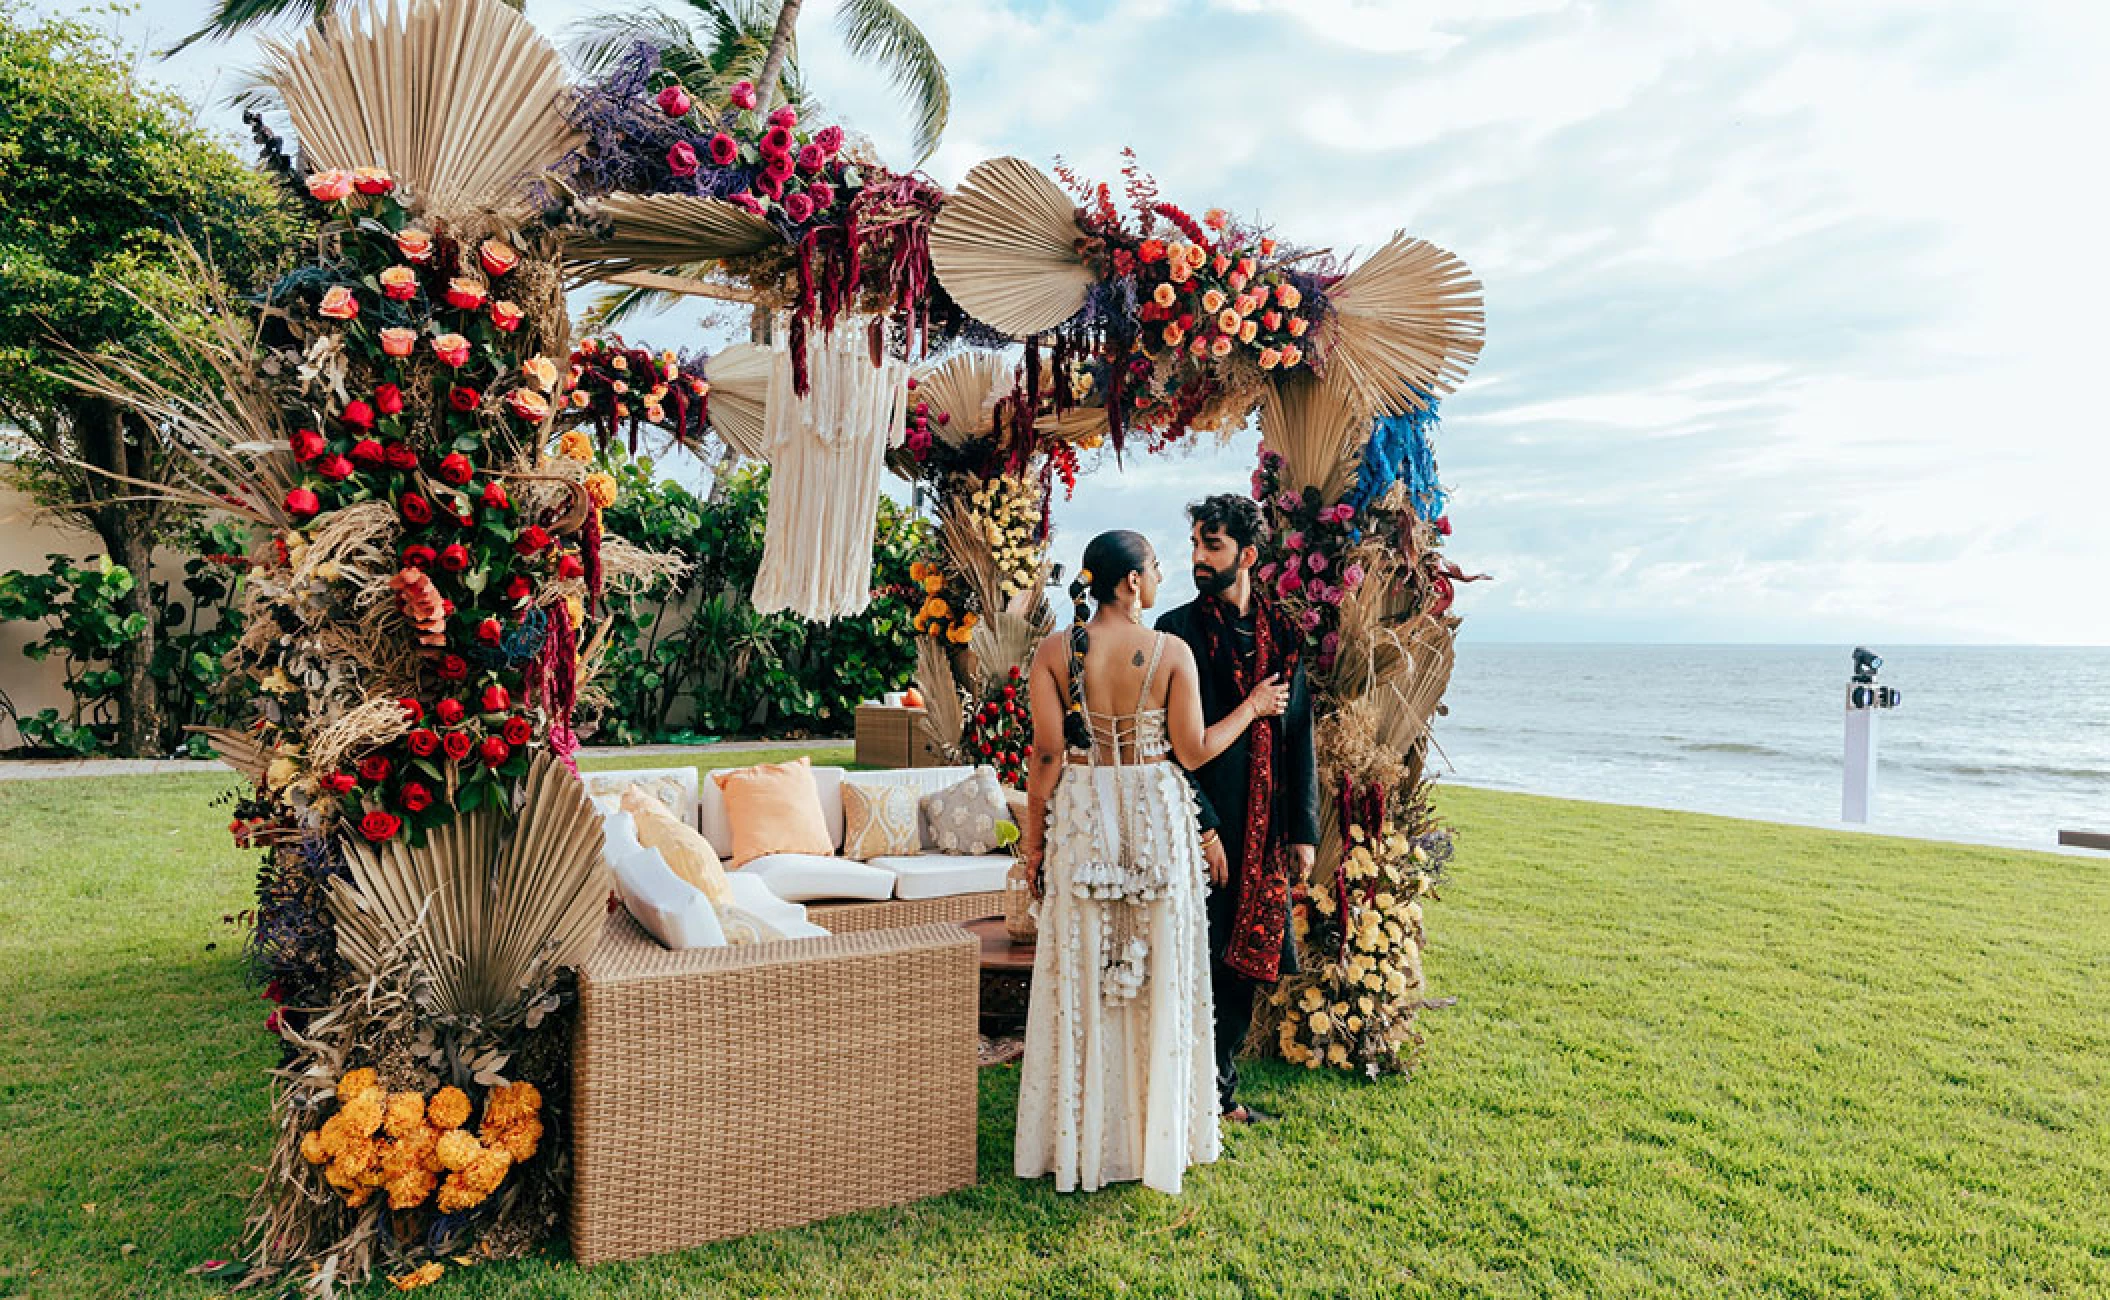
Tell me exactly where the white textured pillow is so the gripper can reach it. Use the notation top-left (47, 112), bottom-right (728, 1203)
top-left (721, 871), bottom-right (829, 942)
top-left (602, 811), bottom-right (726, 950)
top-left (920, 766), bottom-right (1010, 855)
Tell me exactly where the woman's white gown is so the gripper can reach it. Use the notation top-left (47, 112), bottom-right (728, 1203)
top-left (1015, 635), bottom-right (1220, 1194)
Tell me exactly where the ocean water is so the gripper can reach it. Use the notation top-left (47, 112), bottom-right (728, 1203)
top-left (1430, 644), bottom-right (2110, 851)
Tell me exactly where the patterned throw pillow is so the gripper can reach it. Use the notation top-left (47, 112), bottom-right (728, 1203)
top-left (841, 780), bottom-right (922, 861)
top-left (920, 767), bottom-right (1010, 856)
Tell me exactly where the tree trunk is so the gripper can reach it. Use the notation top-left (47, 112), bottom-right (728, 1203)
top-left (754, 0), bottom-right (805, 111)
top-left (105, 518), bottom-right (163, 757)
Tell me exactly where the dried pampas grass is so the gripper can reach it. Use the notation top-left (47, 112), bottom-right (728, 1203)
top-left (306, 695), bottom-right (415, 776)
top-left (928, 157), bottom-right (1093, 337)
top-left (1325, 232), bottom-right (1484, 418)
top-left (264, 0), bottom-right (583, 221)
top-left (598, 536), bottom-right (688, 596)
top-left (913, 637), bottom-right (965, 762)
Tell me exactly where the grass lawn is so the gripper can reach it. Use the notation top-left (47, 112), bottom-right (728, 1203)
top-left (3, 759), bottom-right (2107, 1298)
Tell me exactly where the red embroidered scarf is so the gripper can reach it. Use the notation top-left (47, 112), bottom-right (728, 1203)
top-left (1193, 595), bottom-right (1298, 982)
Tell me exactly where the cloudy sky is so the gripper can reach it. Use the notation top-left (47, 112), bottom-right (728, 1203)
top-left (64, 0), bottom-right (2110, 644)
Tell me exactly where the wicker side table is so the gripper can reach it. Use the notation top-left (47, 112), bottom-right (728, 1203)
top-left (569, 912), bottom-right (979, 1265)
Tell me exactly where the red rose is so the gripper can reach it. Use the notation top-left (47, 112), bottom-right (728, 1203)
top-left (502, 716), bottom-right (532, 747)
top-left (406, 728), bottom-right (438, 757)
top-left (445, 278), bottom-right (487, 311)
top-left (514, 525), bottom-right (550, 556)
top-left (290, 428), bottom-right (326, 462)
top-left (666, 141), bottom-right (699, 177)
top-left (316, 454), bottom-right (353, 482)
top-left (350, 437), bottom-right (385, 466)
top-left (481, 481), bottom-right (509, 510)
top-left (399, 781), bottom-right (434, 813)
top-left (398, 697), bottom-right (423, 722)
top-left (489, 300), bottom-right (523, 332)
top-left (441, 731), bottom-right (474, 762)
top-left (554, 554), bottom-right (583, 580)
top-left (358, 810), bottom-right (401, 842)
top-left (438, 654), bottom-right (467, 681)
top-left (449, 386), bottom-right (481, 413)
top-left (481, 684), bottom-right (510, 713)
top-left (782, 192), bottom-right (814, 224)
top-left (352, 168), bottom-right (395, 196)
top-left (383, 441), bottom-right (418, 471)
top-left (437, 453), bottom-right (473, 485)
top-left (373, 383), bottom-right (404, 416)
top-left (808, 182), bottom-right (834, 211)
top-left (438, 543), bottom-right (470, 572)
top-left (321, 771), bottom-right (358, 795)
top-left (476, 617), bottom-right (502, 644)
top-left (339, 400), bottom-right (374, 430)
top-left (359, 754), bottom-right (391, 783)
top-left (978, 742), bottom-right (993, 756)
top-left (656, 84), bottom-right (692, 116)
top-left (402, 544), bottom-right (437, 569)
top-left (285, 487), bottom-right (321, 520)
top-left (761, 125), bottom-right (794, 156)
top-left (400, 493), bottom-right (433, 525)
top-left (505, 575), bottom-right (532, 602)
top-left (436, 698), bottom-right (465, 726)
top-left (708, 133), bottom-right (738, 166)
top-left (730, 80), bottom-right (757, 110)
top-left (479, 735), bottom-right (510, 768)
top-left (265, 1008), bottom-right (284, 1035)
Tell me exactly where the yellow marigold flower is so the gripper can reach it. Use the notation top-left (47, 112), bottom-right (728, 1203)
top-left (389, 1260), bottom-right (445, 1291)
top-left (491, 1117), bottom-right (542, 1164)
top-left (427, 1086), bottom-right (471, 1131)
top-left (1299, 985), bottom-right (1324, 1012)
top-left (435, 1129), bottom-right (483, 1172)
top-left (464, 1147), bottom-right (513, 1196)
top-left (337, 1068), bottom-right (379, 1103)
top-left (583, 472), bottom-right (618, 508)
top-left (386, 1168), bottom-right (437, 1211)
top-left (341, 1093), bottom-right (385, 1137)
top-left (556, 429), bottom-right (594, 461)
top-left (323, 1161), bottom-right (357, 1192)
top-left (318, 1113), bottom-right (351, 1158)
top-left (383, 1092), bottom-right (426, 1139)
top-left (300, 1129), bottom-right (329, 1165)
top-left (1308, 1011), bottom-right (1332, 1034)
top-left (343, 1184), bottom-right (375, 1209)
top-left (435, 1173), bottom-right (484, 1215)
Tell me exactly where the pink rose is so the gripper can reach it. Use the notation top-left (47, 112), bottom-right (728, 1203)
top-left (760, 125), bottom-right (794, 158)
top-left (1307, 551), bottom-right (1328, 574)
top-left (306, 169), bottom-right (352, 202)
top-left (729, 80), bottom-right (758, 110)
top-left (782, 191), bottom-right (814, 224)
top-left (769, 105), bottom-right (797, 129)
top-left (380, 327), bottom-right (417, 358)
top-left (728, 193), bottom-right (765, 216)
top-left (765, 152), bottom-right (795, 183)
top-left (1341, 563), bottom-right (1365, 588)
top-left (1286, 531), bottom-right (1305, 551)
top-left (796, 143), bottom-right (824, 174)
top-left (667, 141), bottom-right (700, 177)
top-left (1299, 607), bottom-right (1323, 632)
top-left (708, 132), bottom-right (738, 166)
top-left (656, 84), bottom-right (692, 116)
top-left (1278, 569), bottom-right (1304, 596)
top-left (814, 125), bottom-right (843, 154)
top-left (753, 171), bottom-right (783, 200)
top-left (317, 285), bottom-right (359, 320)
top-left (432, 333), bottom-right (471, 367)
top-left (807, 182), bottom-right (834, 211)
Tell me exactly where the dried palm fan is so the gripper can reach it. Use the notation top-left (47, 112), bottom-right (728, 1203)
top-left (967, 580), bottom-right (1050, 694)
top-left (913, 636), bottom-right (966, 760)
top-left (1325, 232), bottom-right (1484, 418)
top-left (1258, 369), bottom-right (1370, 503)
top-left (937, 499), bottom-right (1008, 616)
top-left (263, 0), bottom-right (583, 221)
top-left (565, 193), bottom-right (782, 282)
top-left (928, 157), bottom-right (1094, 337)
top-left (912, 349), bottom-right (1016, 443)
top-left (1036, 403), bottom-right (1109, 444)
top-left (703, 342), bottom-right (772, 459)
top-left (330, 752), bottom-right (610, 1021)
top-left (191, 726), bottom-right (273, 785)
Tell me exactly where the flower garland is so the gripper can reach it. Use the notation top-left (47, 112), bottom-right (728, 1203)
top-left (563, 336), bottom-right (709, 453)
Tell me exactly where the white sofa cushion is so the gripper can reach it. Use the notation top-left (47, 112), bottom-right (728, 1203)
top-left (721, 871), bottom-right (829, 941)
top-left (699, 763), bottom-right (847, 859)
top-left (737, 851), bottom-right (896, 903)
top-left (581, 766), bottom-right (701, 828)
top-left (868, 853), bottom-right (1011, 901)
top-left (602, 811), bottom-right (726, 950)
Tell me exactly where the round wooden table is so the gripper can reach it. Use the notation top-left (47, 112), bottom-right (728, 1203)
top-left (962, 916), bottom-right (1034, 1036)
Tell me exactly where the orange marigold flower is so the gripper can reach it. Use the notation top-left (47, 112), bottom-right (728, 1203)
top-left (427, 1086), bottom-right (471, 1131)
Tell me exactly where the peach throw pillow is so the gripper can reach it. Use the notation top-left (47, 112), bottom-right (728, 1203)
top-left (620, 785), bottom-right (733, 908)
top-left (712, 756), bottom-right (834, 868)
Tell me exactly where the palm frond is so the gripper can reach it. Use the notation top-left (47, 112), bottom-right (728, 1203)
top-left (832, 0), bottom-right (950, 163)
top-left (1257, 369), bottom-right (1370, 503)
top-left (928, 157), bottom-right (1092, 337)
top-left (561, 11), bottom-right (699, 78)
top-left (566, 191), bottom-right (782, 281)
top-left (701, 342), bottom-right (773, 459)
top-left (913, 636), bottom-right (965, 760)
top-left (167, 0), bottom-right (334, 56)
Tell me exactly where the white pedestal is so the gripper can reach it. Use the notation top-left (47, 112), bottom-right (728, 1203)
top-left (1842, 704), bottom-right (1878, 823)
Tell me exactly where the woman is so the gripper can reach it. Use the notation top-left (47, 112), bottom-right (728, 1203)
top-left (1014, 530), bottom-right (1288, 1194)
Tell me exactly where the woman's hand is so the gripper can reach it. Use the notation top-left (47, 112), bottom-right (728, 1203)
top-left (1019, 841), bottom-right (1045, 900)
top-left (1244, 673), bottom-right (1289, 719)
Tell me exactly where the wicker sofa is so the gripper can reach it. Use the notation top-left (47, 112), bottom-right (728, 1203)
top-left (569, 908), bottom-right (979, 1265)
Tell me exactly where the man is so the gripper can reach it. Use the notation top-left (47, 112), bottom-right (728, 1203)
top-left (1156, 494), bottom-right (1318, 1125)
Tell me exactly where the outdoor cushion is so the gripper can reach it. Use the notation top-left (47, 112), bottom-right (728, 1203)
top-left (867, 853), bottom-right (1012, 901)
top-left (700, 761), bottom-right (845, 858)
top-left (737, 852), bottom-right (896, 903)
top-left (602, 811), bottom-right (726, 950)
top-left (920, 766), bottom-right (1011, 855)
top-left (622, 785), bottom-right (733, 907)
top-left (720, 870), bottom-right (829, 942)
top-left (710, 757), bottom-right (835, 868)
top-left (580, 766), bottom-right (701, 828)
top-left (840, 778), bottom-right (923, 861)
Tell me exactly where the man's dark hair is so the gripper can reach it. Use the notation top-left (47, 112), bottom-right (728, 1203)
top-left (1188, 494), bottom-right (1265, 551)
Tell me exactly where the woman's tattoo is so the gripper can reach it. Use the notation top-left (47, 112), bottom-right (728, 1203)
top-left (1132, 650), bottom-right (1146, 666)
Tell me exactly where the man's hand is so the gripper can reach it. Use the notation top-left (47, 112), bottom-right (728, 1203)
top-left (1202, 832), bottom-right (1230, 887)
top-left (1289, 843), bottom-right (1315, 878)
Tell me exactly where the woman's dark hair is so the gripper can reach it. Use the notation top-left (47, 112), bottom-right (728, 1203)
top-left (1188, 493), bottom-right (1265, 551)
top-left (1063, 530), bottom-right (1153, 750)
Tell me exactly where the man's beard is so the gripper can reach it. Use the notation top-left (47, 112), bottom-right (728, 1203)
top-left (1193, 563), bottom-right (1238, 598)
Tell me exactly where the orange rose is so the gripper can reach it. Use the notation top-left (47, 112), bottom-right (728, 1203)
top-left (1239, 320), bottom-right (1259, 344)
top-left (396, 228), bottom-right (434, 262)
top-left (1259, 237), bottom-right (1277, 255)
top-left (1203, 208), bottom-right (1229, 231)
top-left (1217, 309), bottom-right (1241, 335)
top-left (1288, 316), bottom-right (1309, 338)
top-left (432, 333), bottom-right (471, 368)
top-left (318, 286), bottom-right (359, 320)
top-left (1152, 283), bottom-right (1177, 308)
top-left (1280, 344), bottom-right (1303, 368)
top-left (520, 356), bottom-right (560, 392)
top-left (306, 170), bottom-right (352, 202)
top-left (505, 388), bottom-right (550, 422)
top-left (1162, 324), bottom-right (1184, 348)
top-left (380, 327), bottom-right (417, 358)
top-left (1200, 289), bottom-right (1227, 315)
top-left (445, 278), bottom-right (487, 311)
top-left (379, 266), bottom-right (418, 301)
top-left (1258, 347), bottom-right (1282, 370)
top-left (1275, 283), bottom-right (1303, 309)
top-left (478, 239), bottom-right (518, 277)
top-left (489, 300), bottom-right (523, 332)
top-left (1211, 253), bottom-right (1231, 275)
top-left (1227, 271), bottom-right (1248, 292)
top-left (1210, 337), bottom-right (1233, 358)
top-left (1168, 261), bottom-right (1191, 285)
